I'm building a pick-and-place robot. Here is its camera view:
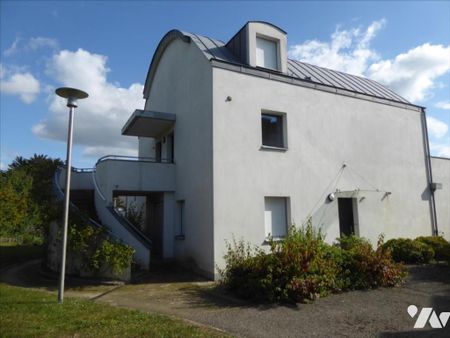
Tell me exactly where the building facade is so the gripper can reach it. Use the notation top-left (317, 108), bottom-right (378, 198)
top-left (60, 22), bottom-right (450, 279)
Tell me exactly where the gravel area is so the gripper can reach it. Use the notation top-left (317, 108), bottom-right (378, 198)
top-left (96, 264), bottom-right (450, 337)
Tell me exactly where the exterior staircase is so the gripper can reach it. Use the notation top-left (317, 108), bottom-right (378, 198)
top-left (69, 190), bottom-right (100, 223)
top-left (53, 166), bottom-right (152, 269)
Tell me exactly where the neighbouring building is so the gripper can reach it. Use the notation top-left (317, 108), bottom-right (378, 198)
top-left (57, 22), bottom-right (450, 279)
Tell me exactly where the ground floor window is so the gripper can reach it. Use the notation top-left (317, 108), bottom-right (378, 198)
top-left (264, 197), bottom-right (289, 238)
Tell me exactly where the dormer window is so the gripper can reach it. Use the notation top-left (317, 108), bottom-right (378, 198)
top-left (256, 37), bottom-right (278, 70)
top-left (225, 21), bottom-right (288, 73)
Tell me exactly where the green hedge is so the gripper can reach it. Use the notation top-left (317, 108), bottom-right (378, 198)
top-left (383, 236), bottom-right (450, 264)
top-left (219, 224), bottom-right (406, 303)
top-left (416, 236), bottom-right (450, 262)
top-left (383, 238), bottom-right (434, 264)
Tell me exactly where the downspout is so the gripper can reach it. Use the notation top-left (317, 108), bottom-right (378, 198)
top-left (421, 107), bottom-right (439, 236)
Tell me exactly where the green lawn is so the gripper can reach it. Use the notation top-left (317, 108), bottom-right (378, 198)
top-left (0, 244), bottom-right (229, 337)
top-left (0, 283), bottom-right (229, 337)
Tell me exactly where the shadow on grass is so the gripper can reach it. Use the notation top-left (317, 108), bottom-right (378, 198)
top-left (0, 244), bottom-right (44, 270)
top-left (1, 259), bottom-right (122, 293)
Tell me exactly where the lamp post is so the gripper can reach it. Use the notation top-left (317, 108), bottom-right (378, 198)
top-left (55, 87), bottom-right (88, 304)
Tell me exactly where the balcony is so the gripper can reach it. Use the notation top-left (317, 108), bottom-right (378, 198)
top-left (94, 155), bottom-right (175, 202)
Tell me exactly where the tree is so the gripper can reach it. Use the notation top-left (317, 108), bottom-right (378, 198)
top-left (0, 169), bottom-right (40, 240)
top-left (2, 154), bottom-right (63, 238)
top-left (9, 154), bottom-right (63, 208)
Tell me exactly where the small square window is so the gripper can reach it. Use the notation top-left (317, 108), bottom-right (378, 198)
top-left (264, 197), bottom-right (289, 238)
top-left (261, 113), bottom-right (285, 148)
top-left (256, 37), bottom-right (278, 70)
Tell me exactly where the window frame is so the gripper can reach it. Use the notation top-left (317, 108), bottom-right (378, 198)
top-left (260, 110), bottom-right (288, 151)
top-left (255, 35), bottom-right (280, 71)
top-left (264, 196), bottom-right (290, 240)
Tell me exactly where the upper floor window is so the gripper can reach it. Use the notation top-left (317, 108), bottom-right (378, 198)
top-left (261, 112), bottom-right (286, 149)
top-left (256, 37), bottom-right (278, 70)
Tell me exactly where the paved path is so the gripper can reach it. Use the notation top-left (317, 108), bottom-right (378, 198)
top-left (2, 261), bottom-right (450, 337)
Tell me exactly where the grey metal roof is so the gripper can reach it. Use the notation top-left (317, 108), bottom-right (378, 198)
top-left (182, 31), bottom-right (410, 105)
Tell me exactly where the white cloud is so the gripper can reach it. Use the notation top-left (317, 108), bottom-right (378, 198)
top-left (3, 36), bottom-right (58, 56)
top-left (288, 19), bottom-right (385, 76)
top-left (427, 116), bottom-right (449, 138)
top-left (82, 145), bottom-right (137, 158)
top-left (27, 37), bottom-right (58, 51)
top-left (435, 101), bottom-right (450, 110)
top-left (430, 143), bottom-right (450, 158)
top-left (3, 38), bottom-right (21, 56)
top-left (368, 43), bottom-right (450, 102)
top-left (0, 65), bottom-right (40, 103)
top-left (288, 20), bottom-right (450, 104)
top-left (33, 48), bottom-right (144, 158)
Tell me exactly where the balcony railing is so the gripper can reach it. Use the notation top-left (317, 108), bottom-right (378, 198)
top-left (96, 155), bottom-right (173, 166)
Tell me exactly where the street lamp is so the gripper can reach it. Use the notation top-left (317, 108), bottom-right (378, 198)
top-left (55, 87), bottom-right (88, 304)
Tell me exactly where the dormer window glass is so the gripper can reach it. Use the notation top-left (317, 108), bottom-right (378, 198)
top-left (256, 37), bottom-right (278, 70)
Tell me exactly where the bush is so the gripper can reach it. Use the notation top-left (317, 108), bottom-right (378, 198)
top-left (220, 225), bottom-right (406, 303)
top-left (416, 236), bottom-right (450, 262)
top-left (383, 238), bottom-right (434, 264)
top-left (68, 220), bottom-right (134, 274)
top-left (336, 235), bottom-right (406, 289)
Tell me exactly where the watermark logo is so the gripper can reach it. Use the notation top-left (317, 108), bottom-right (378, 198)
top-left (408, 305), bottom-right (450, 329)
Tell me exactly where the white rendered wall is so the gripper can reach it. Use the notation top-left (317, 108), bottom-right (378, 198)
top-left (95, 160), bottom-right (175, 204)
top-left (58, 169), bottom-right (94, 190)
top-left (212, 67), bottom-right (434, 276)
top-left (431, 157), bottom-right (450, 240)
top-left (145, 38), bottom-right (214, 277)
top-left (138, 137), bottom-right (155, 158)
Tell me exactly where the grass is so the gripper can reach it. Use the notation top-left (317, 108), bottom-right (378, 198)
top-left (0, 283), bottom-right (229, 337)
top-left (0, 243), bottom-right (229, 337)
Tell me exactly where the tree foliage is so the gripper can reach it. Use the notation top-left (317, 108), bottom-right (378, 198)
top-left (1, 154), bottom-right (62, 241)
top-left (0, 169), bottom-right (40, 240)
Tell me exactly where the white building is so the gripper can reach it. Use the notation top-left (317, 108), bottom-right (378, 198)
top-left (60, 22), bottom-right (450, 279)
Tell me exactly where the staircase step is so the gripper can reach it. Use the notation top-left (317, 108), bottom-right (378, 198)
top-left (68, 189), bottom-right (101, 223)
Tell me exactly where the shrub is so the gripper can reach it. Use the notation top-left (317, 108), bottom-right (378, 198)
top-left (68, 220), bottom-right (134, 274)
top-left (416, 236), bottom-right (450, 262)
top-left (336, 235), bottom-right (406, 289)
top-left (268, 224), bottom-right (341, 302)
top-left (383, 238), bottom-right (434, 264)
top-left (220, 225), bottom-right (406, 303)
top-left (219, 223), bottom-right (340, 302)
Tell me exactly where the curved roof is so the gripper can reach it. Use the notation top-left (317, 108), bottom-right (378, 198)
top-left (144, 30), bottom-right (410, 105)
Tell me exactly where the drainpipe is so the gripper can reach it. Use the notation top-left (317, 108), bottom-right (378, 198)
top-left (421, 107), bottom-right (439, 236)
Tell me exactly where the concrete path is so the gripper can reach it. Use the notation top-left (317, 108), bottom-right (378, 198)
top-left (2, 261), bottom-right (450, 337)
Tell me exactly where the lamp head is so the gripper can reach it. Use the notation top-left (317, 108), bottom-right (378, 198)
top-left (55, 87), bottom-right (89, 108)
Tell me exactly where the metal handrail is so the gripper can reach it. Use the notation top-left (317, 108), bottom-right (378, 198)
top-left (71, 167), bottom-right (94, 173)
top-left (107, 206), bottom-right (152, 249)
top-left (95, 154), bottom-right (173, 166)
top-left (90, 159), bottom-right (152, 249)
top-left (53, 167), bottom-right (120, 242)
top-left (92, 168), bottom-right (106, 201)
